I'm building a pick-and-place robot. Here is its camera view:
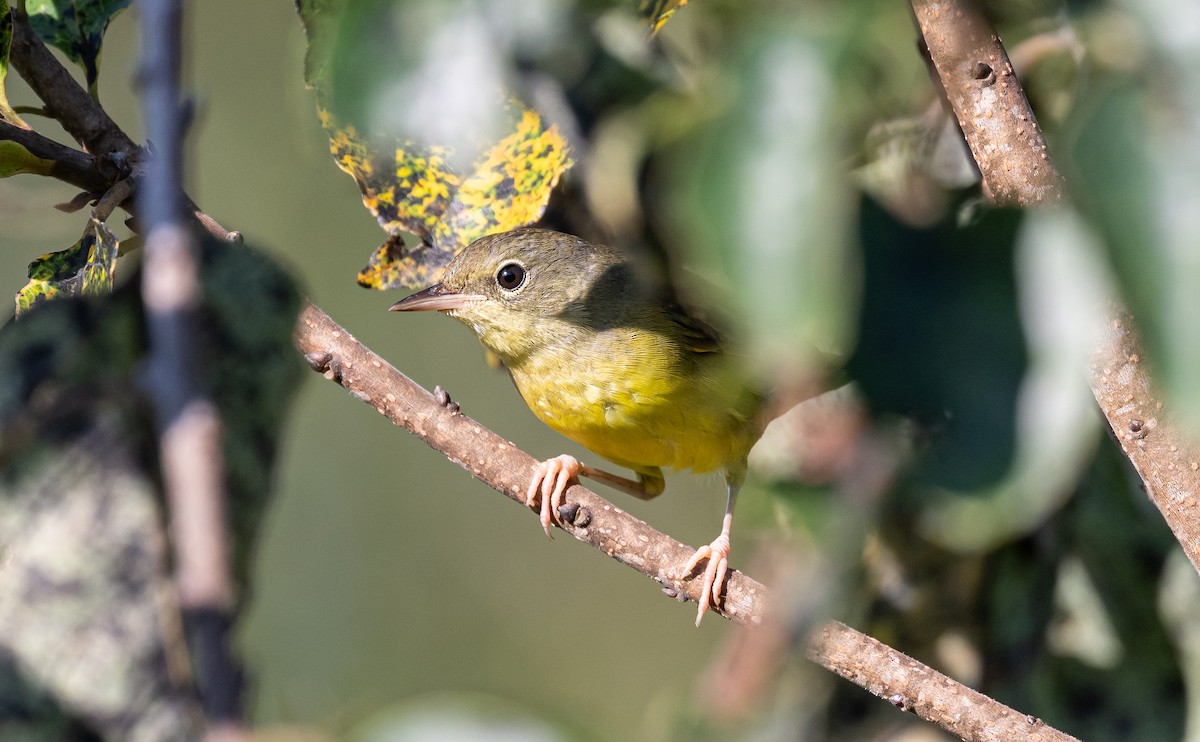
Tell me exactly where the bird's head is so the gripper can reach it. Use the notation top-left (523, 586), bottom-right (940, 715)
top-left (390, 228), bottom-right (646, 363)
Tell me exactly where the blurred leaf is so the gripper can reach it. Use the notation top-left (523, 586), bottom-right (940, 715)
top-left (24, 0), bottom-right (130, 95)
top-left (675, 25), bottom-right (855, 376)
top-left (919, 209), bottom-right (1108, 549)
top-left (80, 218), bottom-right (117, 294)
top-left (2, 234), bottom-right (302, 633)
top-left (0, 139), bottom-right (53, 177)
top-left (639, 0), bottom-right (688, 35)
top-left (0, 8), bottom-right (28, 129)
top-left (1065, 5), bottom-right (1200, 427)
top-left (298, 0), bottom-right (573, 290)
top-left (982, 442), bottom-right (1185, 741)
top-left (295, 0), bottom-right (341, 89)
top-left (14, 218), bottom-right (119, 316)
top-left (0, 422), bottom-right (200, 740)
top-left (850, 199), bottom-right (1026, 490)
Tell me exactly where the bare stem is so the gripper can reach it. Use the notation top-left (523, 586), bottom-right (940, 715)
top-left (911, 0), bottom-right (1200, 581)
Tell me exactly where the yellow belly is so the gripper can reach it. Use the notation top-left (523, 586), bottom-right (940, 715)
top-left (507, 330), bottom-right (760, 475)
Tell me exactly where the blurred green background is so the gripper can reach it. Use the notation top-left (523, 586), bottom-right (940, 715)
top-left (5, 0), bottom-right (1200, 740)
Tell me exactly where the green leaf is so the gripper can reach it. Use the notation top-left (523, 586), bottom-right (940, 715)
top-left (0, 139), bottom-right (54, 177)
top-left (24, 0), bottom-right (131, 96)
top-left (849, 200), bottom-right (1027, 490)
top-left (15, 219), bottom-right (120, 316)
top-left (674, 27), bottom-right (855, 376)
top-left (0, 7), bottom-right (29, 128)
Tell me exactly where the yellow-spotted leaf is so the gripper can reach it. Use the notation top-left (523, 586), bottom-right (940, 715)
top-left (81, 218), bottom-right (118, 294)
top-left (430, 108), bottom-right (574, 256)
top-left (15, 219), bottom-right (120, 315)
top-left (325, 102), bottom-right (571, 291)
top-left (639, 0), bottom-right (689, 34)
top-left (354, 234), bottom-right (451, 293)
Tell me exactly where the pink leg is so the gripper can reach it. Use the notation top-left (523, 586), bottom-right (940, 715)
top-left (526, 454), bottom-right (583, 539)
top-left (683, 512), bottom-right (733, 626)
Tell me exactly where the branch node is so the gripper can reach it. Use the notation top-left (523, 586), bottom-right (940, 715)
top-left (434, 385), bottom-right (461, 414)
top-left (303, 350), bottom-right (333, 373)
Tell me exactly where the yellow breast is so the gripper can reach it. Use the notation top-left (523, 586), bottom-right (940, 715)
top-left (506, 324), bottom-right (760, 476)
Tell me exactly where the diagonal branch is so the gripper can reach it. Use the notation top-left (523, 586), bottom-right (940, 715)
top-left (1089, 306), bottom-right (1200, 572)
top-left (911, 0), bottom-right (1064, 205)
top-left (810, 622), bottom-right (1081, 741)
top-left (293, 300), bottom-right (768, 623)
top-left (0, 118), bottom-right (109, 194)
top-left (8, 8), bottom-right (139, 161)
top-left (912, 0), bottom-right (1200, 580)
top-left (293, 300), bottom-right (1081, 741)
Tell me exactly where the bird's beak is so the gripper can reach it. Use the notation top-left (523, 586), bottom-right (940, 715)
top-left (389, 283), bottom-right (487, 313)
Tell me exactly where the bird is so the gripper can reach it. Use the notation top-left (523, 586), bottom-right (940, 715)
top-left (390, 227), bottom-right (764, 624)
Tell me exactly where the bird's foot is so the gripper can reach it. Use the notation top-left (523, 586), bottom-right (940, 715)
top-left (526, 454), bottom-right (583, 540)
top-left (683, 533), bottom-right (731, 626)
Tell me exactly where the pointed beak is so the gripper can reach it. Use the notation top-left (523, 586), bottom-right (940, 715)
top-left (389, 283), bottom-right (488, 313)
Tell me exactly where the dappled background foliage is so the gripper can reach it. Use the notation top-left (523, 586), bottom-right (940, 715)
top-left (2, 0), bottom-right (1200, 740)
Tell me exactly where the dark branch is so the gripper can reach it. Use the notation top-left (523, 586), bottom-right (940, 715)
top-left (8, 8), bottom-right (139, 162)
top-left (0, 119), bottom-right (110, 194)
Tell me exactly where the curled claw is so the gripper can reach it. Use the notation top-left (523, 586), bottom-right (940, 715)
top-left (526, 454), bottom-right (583, 539)
top-left (684, 533), bottom-right (731, 626)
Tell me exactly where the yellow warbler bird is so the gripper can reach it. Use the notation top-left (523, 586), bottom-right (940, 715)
top-left (391, 228), bottom-right (764, 623)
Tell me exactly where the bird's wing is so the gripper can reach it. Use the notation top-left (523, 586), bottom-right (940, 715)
top-left (665, 300), bottom-right (723, 354)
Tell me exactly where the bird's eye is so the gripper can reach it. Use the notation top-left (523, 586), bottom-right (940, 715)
top-left (496, 262), bottom-right (526, 291)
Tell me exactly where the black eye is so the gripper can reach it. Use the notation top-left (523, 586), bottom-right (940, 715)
top-left (496, 262), bottom-right (526, 291)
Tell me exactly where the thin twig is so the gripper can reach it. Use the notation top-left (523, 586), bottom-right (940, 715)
top-left (0, 119), bottom-right (109, 194)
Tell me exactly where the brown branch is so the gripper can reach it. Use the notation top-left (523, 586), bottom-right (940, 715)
top-left (0, 119), bottom-right (110, 194)
top-left (1089, 306), bottom-right (1200, 572)
top-left (8, 8), bottom-right (140, 161)
top-left (913, 0), bottom-right (1200, 579)
top-left (293, 300), bottom-right (767, 623)
top-left (809, 622), bottom-right (1082, 741)
top-left (912, 0), bottom-right (1065, 205)
top-left (293, 301), bottom-right (1081, 741)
